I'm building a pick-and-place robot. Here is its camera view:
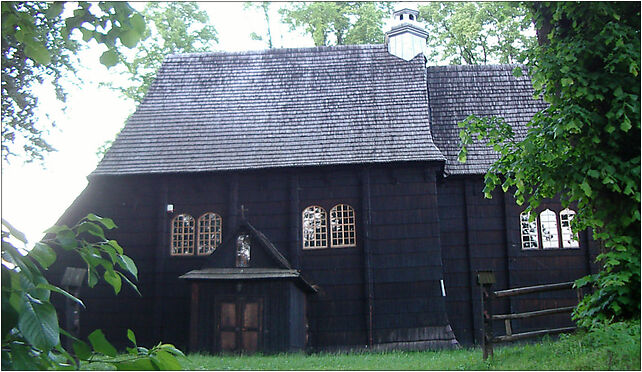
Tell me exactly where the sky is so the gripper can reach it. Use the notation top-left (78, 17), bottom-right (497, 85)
top-left (1, 2), bottom-right (318, 245)
top-left (2, 2), bottom-right (415, 245)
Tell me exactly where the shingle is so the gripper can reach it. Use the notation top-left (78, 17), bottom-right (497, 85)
top-left (92, 44), bottom-right (445, 177)
top-left (426, 64), bottom-right (547, 175)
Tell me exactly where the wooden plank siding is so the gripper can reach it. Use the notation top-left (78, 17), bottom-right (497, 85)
top-left (49, 165), bottom-right (595, 352)
top-left (438, 176), bottom-right (597, 345)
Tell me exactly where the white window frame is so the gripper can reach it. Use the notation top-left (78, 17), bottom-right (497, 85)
top-left (559, 209), bottom-right (580, 249)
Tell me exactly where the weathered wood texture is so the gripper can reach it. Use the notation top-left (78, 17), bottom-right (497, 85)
top-left (438, 176), bottom-right (596, 345)
top-left (49, 167), bottom-right (595, 352)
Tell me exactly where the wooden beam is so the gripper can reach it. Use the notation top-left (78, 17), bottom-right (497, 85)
top-left (360, 167), bottom-right (374, 346)
top-left (493, 281), bottom-right (574, 298)
top-left (289, 173), bottom-right (301, 268)
top-left (492, 306), bottom-right (575, 320)
top-left (493, 326), bottom-right (576, 343)
top-left (189, 282), bottom-right (199, 351)
top-left (152, 175), bottom-right (169, 341)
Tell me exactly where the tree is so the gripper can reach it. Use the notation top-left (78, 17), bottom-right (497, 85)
top-left (108, 2), bottom-right (218, 104)
top-left (459, 2), bottom-right (640, 326)
top-left (244, 2), bottom-right (274, 49)
top-left (279, 2), bottom-right (392, 46)
top-left (1, 216), bottom-right (184, 370)
top-left (1, 1), bottom-right (146, 163)
top-left (418, 2), bottom-right (535, 65)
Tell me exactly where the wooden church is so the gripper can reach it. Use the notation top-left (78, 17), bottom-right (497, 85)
top-left (51, 9), bottom-right (599, 353)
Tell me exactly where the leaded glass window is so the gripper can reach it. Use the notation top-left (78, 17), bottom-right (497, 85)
top-left (560, 209), bottom-right (579, 248)
top-left (197, 212), bottom-right (222, 255)
top-left (520, 211), bottom-right (539, 250)
top-left (330, 204), bottom-right (356, 248)
top-left (539, 209), bottom-right (559, 249)
top-left (171, 214), bottom-right (195, 255)
top-left (302, 206), bottom-right (327, 249)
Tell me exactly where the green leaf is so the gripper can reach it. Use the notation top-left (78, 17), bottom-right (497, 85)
top-left (580, 181), bottom-right (592, 197)
top-left (9, 342), bottom-right (42, 370)
top-left (2, 218), bottom-right (28, 244)
top-left (127, 329), bottom-right (137, 346)
top-left (80, 27), bottom-right (94, 42)
top-left (512, 66), bottom-right (523, 77)
top-left (76, 221), bottom-right (106, 239)
top-left (73, 340), bottom-right (92, 360)
top-left (107, 240), bottom-right (124, 255)
top-left (18, 294), bottom-right (60, 351)
top-left (158, 343), bottom-right (185, 357)
top-left (104, 269), bottom-right (122, 294)
top-left (116, 358), bottom-right (155, 370)
top-left (86, 214), bottom-right (117, 230)
top-left (119, 29), bottom-right (140, 48)
top-left (153, 350), bottom-right (182, 370)
top-left (88, 329), bottom-right (117, 357)
top-left (117, 255), bottom-right (138, 280)
top-left (130, 13), bottom-right (146, 34)
top-left (24, 42), bottom-right (52, 65)
top-left (117, 271), bottom-right (141, 296)
top-left (560, 77), bottom-right (573, 87)
top-left (36, 283), bottom-right (84, 308)
top-left (1, 289), bottom-right (19, 339)
top-left (29, 242), bottom-right (57, 269)
top-left (99, 49), bottom-right (119, 68)
top-left (45, 2), bottom-right (64, 18)
top-left (620, 117), bottom-right (632, 131)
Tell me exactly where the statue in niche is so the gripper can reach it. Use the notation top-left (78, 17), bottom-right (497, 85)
top-left (236, 234), bottom-right (251, 267)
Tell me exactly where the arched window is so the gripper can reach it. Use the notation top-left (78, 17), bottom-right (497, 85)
top-left (171, 214), bottom-right (195, 255)
top-left (560, 209), bottom-right (579, 248)
top-left (330, 204), bottom-right (356, 248)
top-left (302, 206), bottom-right (327, 249)
top-left (197, 212), bottom-right (222, 255)
top-left (539, 209), bottom-right (559, 249)
top-left (520, 211), bottom-right (539, 250)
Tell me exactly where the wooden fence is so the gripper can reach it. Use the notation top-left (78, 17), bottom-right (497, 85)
top-left (477, 271), bottom-right (583, 360)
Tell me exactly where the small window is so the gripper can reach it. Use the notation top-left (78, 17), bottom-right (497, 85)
top-left (171, 214), bottom-right (195, 255)
top-left (330, 204), bottom-right (356, 248)
top-left (197, 212), bottom-right (222, 255)
top-left (409, 14), bottom-right (415, 20)
top-left (236, 234), bottom-right (251, 267)
top-left (399, 14), bottom-right (404, 20)
top-left (302, 206), bottom-right (327, 249)
top-left (520, 212), bottom-right (539, 250)
top-left (560, 209), bottom-right (579, 248)
top-left (539, 209), bottom-right (559, 249)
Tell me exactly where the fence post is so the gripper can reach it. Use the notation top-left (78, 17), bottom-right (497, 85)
top-left (477, 271), bottom-right (496, 360)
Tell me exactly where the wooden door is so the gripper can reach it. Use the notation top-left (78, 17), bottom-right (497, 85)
top-left (217, 298), bottom-right (262, 353)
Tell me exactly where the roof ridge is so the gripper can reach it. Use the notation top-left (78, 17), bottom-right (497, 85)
top-left (426, 63), bottom-right (525, 71)
top-left (166, 44), bottom-right (386, 60)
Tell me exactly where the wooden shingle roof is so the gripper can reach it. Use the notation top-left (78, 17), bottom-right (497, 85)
top-left (426, 64), bottom-right (547, 175)
top-left (92, 44), bottom-right (445, 176)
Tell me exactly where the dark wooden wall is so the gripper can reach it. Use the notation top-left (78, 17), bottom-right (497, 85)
top-left (49, 175), bottom-right (163, 348)
top-left (50, 164), bottom-right (597, 352)
top-left (367, 167), bottom-right (451, 346)
top-left (437, 176), bottom-right (598, 345)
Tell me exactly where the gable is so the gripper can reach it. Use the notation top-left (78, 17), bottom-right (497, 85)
top-left (93, 44), bottom-right (445, 177)
top-left (195, 221), bottom-right (292, 270)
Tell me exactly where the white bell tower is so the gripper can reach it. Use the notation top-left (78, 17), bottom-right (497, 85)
top-left (385, 8), bottom-right (428, 61)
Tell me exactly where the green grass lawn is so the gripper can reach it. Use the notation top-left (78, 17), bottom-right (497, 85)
top-left (86, 320), bottom-right (641, 370)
